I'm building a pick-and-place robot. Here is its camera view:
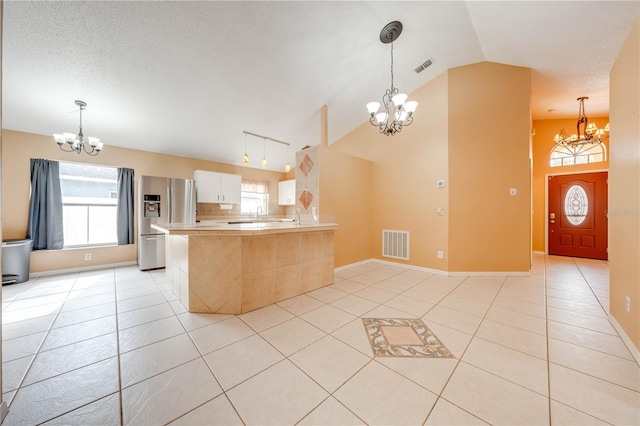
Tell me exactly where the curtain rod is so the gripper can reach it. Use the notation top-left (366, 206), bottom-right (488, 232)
top-left (242, 130), bottom-right (290, 146)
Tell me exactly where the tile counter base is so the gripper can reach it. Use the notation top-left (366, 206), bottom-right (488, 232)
top-left (166, 231), bottom-right (335, 314)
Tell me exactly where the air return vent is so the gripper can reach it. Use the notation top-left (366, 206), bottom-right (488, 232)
top-left (382, 230), bottom-right (410, 260)
top-left (415, 57), bottom-right (434, 74)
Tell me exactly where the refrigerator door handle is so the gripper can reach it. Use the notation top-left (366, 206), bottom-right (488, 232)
top-left (187, 179), bottom-right (195, 223)
top-left (168, 185), bottom-right (174, 223)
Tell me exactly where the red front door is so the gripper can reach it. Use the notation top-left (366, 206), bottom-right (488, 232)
top-left (548, 172), bottom-right (608, 260)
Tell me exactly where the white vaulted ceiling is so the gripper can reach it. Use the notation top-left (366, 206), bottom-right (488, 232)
top-left (3, 1), bottom-right (639, 171)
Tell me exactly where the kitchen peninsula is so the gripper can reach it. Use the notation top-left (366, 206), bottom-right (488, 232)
top-left (152, 221), bottom-right (338, 314)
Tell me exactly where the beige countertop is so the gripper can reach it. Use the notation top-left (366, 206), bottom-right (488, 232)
top-left (152, 220), bottom-right (338, 236)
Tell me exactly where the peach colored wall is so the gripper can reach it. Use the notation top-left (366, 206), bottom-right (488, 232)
top-left (447, 62), bottom-right (531, 272)
top-left (1, 129), bottom-right (288, 273)
top-left (318, 145), bottom-right (373, 268)
top-left (331, 72), bottom-right (450, 270)
top-left (0, 0), bottom-right (5, 413)
top-left (531, 118), bottom-right (610, 252)
top-left (609, 16), bottom-right (640, 352)
top-left (331, 62), bottom-right (532, 273)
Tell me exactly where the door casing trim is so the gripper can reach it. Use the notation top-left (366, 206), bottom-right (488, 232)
top-left (544, 168), bottom-right (609, 255)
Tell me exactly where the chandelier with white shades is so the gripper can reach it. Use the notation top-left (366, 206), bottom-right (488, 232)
top-left (366, 21), bottom-right (418, 136)
top-left (53, 100), bottom-right (103, 156)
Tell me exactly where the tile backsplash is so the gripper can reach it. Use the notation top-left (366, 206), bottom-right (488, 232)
top-left (196, 202), bottom-right (294, 220)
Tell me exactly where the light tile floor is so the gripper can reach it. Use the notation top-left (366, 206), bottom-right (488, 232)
top-left (1, 254), bottom-right (639, 425)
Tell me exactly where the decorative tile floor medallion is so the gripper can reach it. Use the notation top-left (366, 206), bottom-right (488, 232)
top-left (362, 318), bottom-right (455, 358)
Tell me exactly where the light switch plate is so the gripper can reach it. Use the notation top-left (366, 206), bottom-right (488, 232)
top-left (437, 180), bottom-right (445, 188)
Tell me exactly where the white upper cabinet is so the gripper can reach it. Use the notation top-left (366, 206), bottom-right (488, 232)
top-left (194, 170), bottom-right (241, 204)
top-left (219, 173), bottom-right (241, 204)
top-left (278, 179), bottom-right (296, 206)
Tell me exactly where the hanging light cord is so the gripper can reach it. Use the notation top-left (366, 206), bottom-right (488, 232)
top-left (390, 42), bottom-right (395, 95)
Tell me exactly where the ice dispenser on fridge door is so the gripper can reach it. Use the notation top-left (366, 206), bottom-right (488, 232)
top-left (143, 194), bottom-right (161, 218)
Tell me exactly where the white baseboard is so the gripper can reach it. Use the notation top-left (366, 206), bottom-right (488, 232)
top-left (28, 261), bottom-right (138, 278)
top-left (334, 259), bottom-right (374, 272)
top-left (608, 314), bottom-right (640, 366)
top-left (337, 258), bottom-right (530, 277)
top-left (1, 400), bottom-right (8, 423)
top-left (533, 250), bottom-right (546, 255)
top-left (446, 270), bottom-right (531, 277)
top-left (371, 258), bottom-right (449, 275)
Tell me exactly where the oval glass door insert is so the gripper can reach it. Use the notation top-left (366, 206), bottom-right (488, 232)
top-left (564, 184), bottom-right (589, 225)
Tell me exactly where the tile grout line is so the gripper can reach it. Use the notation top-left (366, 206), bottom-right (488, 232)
top-left (176, 305), bottom-right (245, 425)
top-left (5, 260), bottom-right (634, 424)
top-left (544, 255), bottom-right (553, 426)
top-left (3, 271), bottom-right (125, 423)
top-left (421, 274), bottom-right (507, 425)
top-left (205, 265), bottom-right (413, 424)
top-left (4, 273), bottom-right (80, 407)
top-left (211, 304), bottom-right (344, 424)
top-left (546, 334), bottom-right (637, 363)
top-left (33, 269), bottom-right (123, 424)
top-left (114, 269), bottom-right (215, 425)
top-left (544, 256), bottom-right (637, 423)
top-left (290, 265), bottom-right (414, 424)
top-left (4, 269), bottom-right (163, 423)
top-left (572, 258), bottom-right (612, 317)
top-left (28, 269), bottom-right (163, 424)
top-left (114, 269), bottom-right (126, 426)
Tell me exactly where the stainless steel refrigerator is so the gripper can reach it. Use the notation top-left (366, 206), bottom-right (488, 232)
top-left (137, 175), bottom-right (196, 270)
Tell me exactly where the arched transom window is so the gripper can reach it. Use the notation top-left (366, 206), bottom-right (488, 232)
top-left (550, 143), bottom-right (607, 167)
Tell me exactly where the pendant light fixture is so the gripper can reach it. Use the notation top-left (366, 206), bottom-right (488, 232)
top-left (261, 138), bottom-right (268, 169)
top-left (242, 132), bottom-right (250, 164)
top-left (366, 21), bottom-right (418, 136)
top-left (553, 97), bottom-right (609, 146)
top-left (242, 130), bottom-right (291, 171)
top-left (53, 100), bottom-right (104, 155)
top-left (284, 144), bottom-right (291, 173)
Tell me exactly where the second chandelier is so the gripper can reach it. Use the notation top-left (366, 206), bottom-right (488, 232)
top-left (366, 21), bottom-right (418, 136)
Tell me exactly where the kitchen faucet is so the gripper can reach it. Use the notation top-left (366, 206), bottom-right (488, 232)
top-left (295, 207), bottom-right (301, 224)
top-left (256, 206), bottom-right (263, 218)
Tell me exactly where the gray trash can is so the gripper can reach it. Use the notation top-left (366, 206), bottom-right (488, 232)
top-left (2, 239), bottom-right (33, 285)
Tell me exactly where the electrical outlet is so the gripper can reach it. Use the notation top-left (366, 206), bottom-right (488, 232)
top-left (84, 253), bottom-right (92, 261)
top-left (436, 180), bottom-right (445, 188)
top-left (625, 296), bottom-right (631, 312)
top-left (437, 251), bottom-right (444, 259)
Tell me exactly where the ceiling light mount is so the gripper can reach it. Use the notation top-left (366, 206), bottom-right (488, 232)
top-left (53, 100), bottom-right (103, 156)
top-left (553, 97), bottom-right (609, 146)
top-left (367, 21), bottom-right (418, 136)
top-left (379, 21), bottom-right (403, 44)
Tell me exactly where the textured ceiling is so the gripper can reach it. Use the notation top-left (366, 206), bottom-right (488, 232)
top-left (3, 1), bottom-right (639, 171)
